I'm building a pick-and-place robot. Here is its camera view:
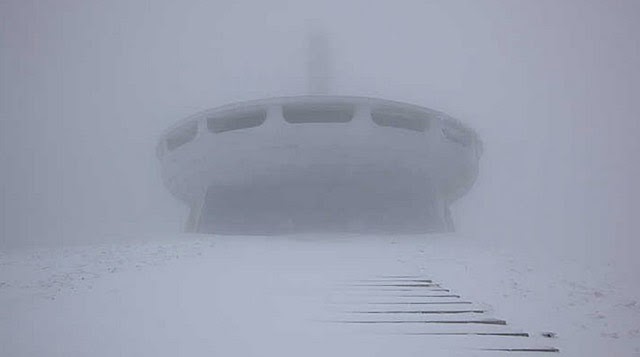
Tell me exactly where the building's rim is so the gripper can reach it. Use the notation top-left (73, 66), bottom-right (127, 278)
top-left (158, 95), bottom-right (482, 153)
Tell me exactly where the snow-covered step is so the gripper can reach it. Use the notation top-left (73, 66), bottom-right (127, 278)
top-left (324, 275), bottom-right (560, 353)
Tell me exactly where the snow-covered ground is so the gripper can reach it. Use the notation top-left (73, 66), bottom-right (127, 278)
top-left (1, 234), bottom-right (638, 356)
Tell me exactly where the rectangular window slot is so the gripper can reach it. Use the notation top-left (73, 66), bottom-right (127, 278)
top-left (372, 109), bottom-right (429, 132)
top-left (166, 121), bottom-right (198, 151)
top-left (207, 110), bottom-right (267, 133)
top-left (283, 103), bottom-right (354, 124)
top-left (442, 124), bottom-right (473, 147)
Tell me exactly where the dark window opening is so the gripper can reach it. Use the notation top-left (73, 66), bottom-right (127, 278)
top-left (371, 108), bottom-right (429, 132)
top-left (442, 123), bottom-right (473, 147)
top-left (282, 103), bottom-right (354, 124)
top-left (166, 121), bottom-right (198, 151)
top-left (207, 110), bottom-right (266, 134)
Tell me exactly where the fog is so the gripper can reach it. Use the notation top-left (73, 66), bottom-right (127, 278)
top-left (1, 0), bottom-right (639, 273)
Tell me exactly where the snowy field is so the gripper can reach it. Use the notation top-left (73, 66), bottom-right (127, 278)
top-left (1, 234), bottom-right (639, 356)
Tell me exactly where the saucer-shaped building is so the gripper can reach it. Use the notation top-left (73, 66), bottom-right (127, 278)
top-left (157, 95), bottom-right (482, 234)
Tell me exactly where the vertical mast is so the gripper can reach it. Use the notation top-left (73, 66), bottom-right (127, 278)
top-left (307, 30), bottom-right (331, 95)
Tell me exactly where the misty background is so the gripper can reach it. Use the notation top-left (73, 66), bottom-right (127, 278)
top-left (1, 0), bottom-right (639, 273)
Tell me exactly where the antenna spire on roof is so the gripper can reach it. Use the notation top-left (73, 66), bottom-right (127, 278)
top-left (307, 29), bottom-right (331, 95)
